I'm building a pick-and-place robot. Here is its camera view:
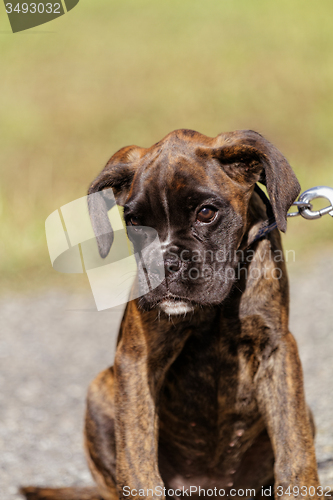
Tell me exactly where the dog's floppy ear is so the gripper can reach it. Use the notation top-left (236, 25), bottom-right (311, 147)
top-left (213, 130), bottom-right (301, 232)
top-left (88, 145), bottom-right (144, 258)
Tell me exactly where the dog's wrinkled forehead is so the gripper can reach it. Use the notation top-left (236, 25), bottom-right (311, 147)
top-left (125, 132), bottom-right (236, 215)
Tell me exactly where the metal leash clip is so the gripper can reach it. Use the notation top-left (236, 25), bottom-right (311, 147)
top-left (287, 186), bottom-right (333, 219)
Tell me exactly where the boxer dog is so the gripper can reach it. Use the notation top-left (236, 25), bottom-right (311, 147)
top-left (21, 129), bottom-right (322, 500)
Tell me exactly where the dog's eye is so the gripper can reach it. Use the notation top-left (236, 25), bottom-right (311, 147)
top-left (196, 206), bottom-right (217, 223)
top-left (128, 216), bottom-right (140, 226)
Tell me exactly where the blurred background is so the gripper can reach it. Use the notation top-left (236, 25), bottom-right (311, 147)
top-left (1, 0), bottom-right (333, 498)
top-left (1, 0), bottom-right (333, 294)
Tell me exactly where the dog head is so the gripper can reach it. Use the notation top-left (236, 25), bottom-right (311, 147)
top-left (88, 129), bottom-right (300, 314)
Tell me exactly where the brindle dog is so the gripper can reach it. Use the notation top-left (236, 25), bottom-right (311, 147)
top-left (21, 130), bottom-right (322, 500)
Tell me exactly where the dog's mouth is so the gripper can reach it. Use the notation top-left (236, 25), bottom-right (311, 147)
top-left (158, 296), bottom-right (195, 316)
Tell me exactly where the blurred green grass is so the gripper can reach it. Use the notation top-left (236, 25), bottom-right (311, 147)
top-left (1, 0), bottom-right (333, 293)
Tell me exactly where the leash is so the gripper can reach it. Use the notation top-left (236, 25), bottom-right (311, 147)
top-left (250, 184), bottom-right (333, 245)
top-left (287, 185), bottom-right (333, 219)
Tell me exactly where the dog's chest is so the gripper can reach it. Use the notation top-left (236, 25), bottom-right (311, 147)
top-left (158, 327), bottom-right (262, 473)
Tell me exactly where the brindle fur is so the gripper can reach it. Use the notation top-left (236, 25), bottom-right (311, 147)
top-left (21, 130), bottom-right (322, 500)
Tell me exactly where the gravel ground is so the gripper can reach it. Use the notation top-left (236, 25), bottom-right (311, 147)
top-left (1, 257), bottom-right (333, 499)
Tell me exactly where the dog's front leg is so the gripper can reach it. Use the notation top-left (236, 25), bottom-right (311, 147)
top-left (255, 332), bottom-right (321, 500)
top-left (114, 303), bottom-right (191, 500)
